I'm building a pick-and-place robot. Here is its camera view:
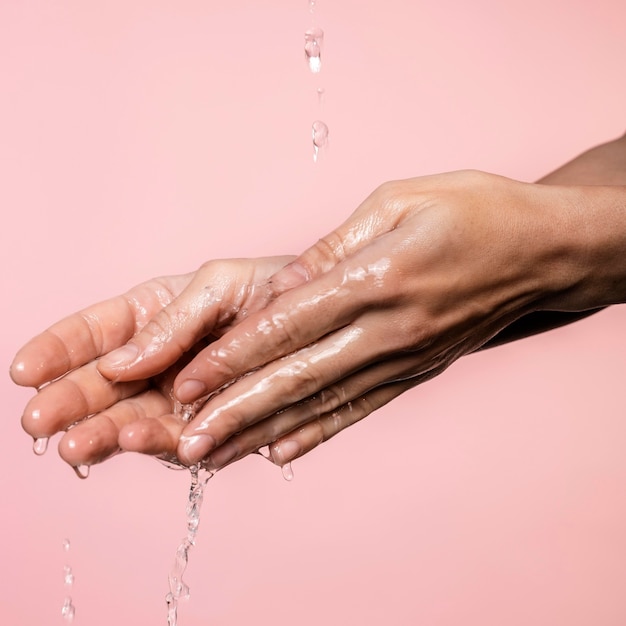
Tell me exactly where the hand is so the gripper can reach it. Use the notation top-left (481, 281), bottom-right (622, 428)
top-left (126, 170), bottom-right (606, 469)
top-left (10, 257), bottom-right (293, 469)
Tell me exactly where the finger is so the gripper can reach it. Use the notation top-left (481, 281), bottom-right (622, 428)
top-left (57, 389), bottom-right (173, 467)
top-left (176, 322), bottom-right (372, 465)
top-left (267, 180), bottom-right (409, 296)
top-left (176, 318), bottom-right (443, 467)
top-left (97, 257), bottom-right (292, 382)
top-left (269, 377), bottom-right (423, 466)
top-left (201, 355), bottom-right (428, 471)
top-left (21, 361), bottom-right (149, 439)
top-left (119, 415), bottom-right (185, 460)
top-left (174, 234), bottom-right (401, 405)
top-left (10, 275), bottom-right (192, 388)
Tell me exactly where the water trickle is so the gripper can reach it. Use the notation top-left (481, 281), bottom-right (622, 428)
top-left (73, 464), bottom-right (90, 480)
top-left (32, 436), bottom-right (49, 456)
top-left (304, 27), bottom-right (324, 74)
top-left (165, 401), bottom-right (214, 626)
top-left (166, 464), bottom-right (212, 626)
top-left (312, 120), bottom-right (329, 162)
top-left (281, 462), bottom-right (294, 482)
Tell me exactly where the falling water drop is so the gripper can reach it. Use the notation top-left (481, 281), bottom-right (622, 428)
top-left (61, 597), bottom-right (76, 623)
top-left (316, 87), bottom-right (325, 105)
top-left (32, 436), bottom-right (49, 456)
top-left (312, 120), bottom-right (329, 162)
top-left (73, 464), bottom-right (90, 480)
top-left (62, 538), bottom-right (71, 553)
top-left (304, 27), bottom-right (324, 73)
top-left (63, 565), bottom-right (74, 589)
top-left (281, 462), bottom-right (294, 482)
top-left (309, 0), bottom-right (316, 13)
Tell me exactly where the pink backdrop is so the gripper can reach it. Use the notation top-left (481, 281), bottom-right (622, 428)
top-left (2, 1), bottom-right (626, 624)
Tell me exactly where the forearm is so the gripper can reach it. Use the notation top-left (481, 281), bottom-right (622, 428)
top-left (538, 132), bottom-right (626, 186)
top-left (483, 132), bottom-right (626, 349)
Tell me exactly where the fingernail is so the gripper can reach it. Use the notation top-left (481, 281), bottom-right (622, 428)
top-left (176, 379), bottom-right (208, 403)
top-left (271, 439), bottom-right (301, 465)
top-left (178, 433), bottom-right (216, 465)
top-left (205, 442), bottom-right (238, 470)
top-left (269, 262), bottom-right (309, 295)
top-left (99, 344), bottom-right (140, 369)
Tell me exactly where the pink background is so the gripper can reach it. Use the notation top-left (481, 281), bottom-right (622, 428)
top-left (2, 1), bottom-right (626, 624)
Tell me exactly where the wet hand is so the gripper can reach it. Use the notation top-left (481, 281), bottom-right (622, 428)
top-left (170, 171), bottom-right (596, 468)
top-left (10, 257), bottom-right (293, 469)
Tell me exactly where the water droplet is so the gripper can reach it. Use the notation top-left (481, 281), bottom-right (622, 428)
top-left (73, 464), bottom-right (90, 480)
top-left (316, 87), bottom-right (325, 105)
top-left (64, 565), bottom-right (74, 589)
top-left (312, 120), bottom-right (329, 162)
top-left (304, 27), bottom-right (324, 74)
top-left (309, 0), bottom-right (316, 13)
top-left (281, 462), bottom-right (294, 482)
top-left (32, 436), bottom-right (49, 456)
top-left (62, 538), bottom-right (71, 553)
top-left (61, 596), bottom-right (75, 622)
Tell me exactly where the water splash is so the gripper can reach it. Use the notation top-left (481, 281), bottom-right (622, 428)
top-left (33, 436), bottom-right (49, 456)
top-left (304, 27), bottom-right (324, 73)
top-left (312, 120), bottom-right (329, 162)
top-left (165, 465), bottom-right (212, 626)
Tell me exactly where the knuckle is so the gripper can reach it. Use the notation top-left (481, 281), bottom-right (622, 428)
top-left (280, 360), bottom-right (323, 404)
top-left (308, 231), bottom-right (347, 270)
top-left (317, 385), bottom-right (347, 414)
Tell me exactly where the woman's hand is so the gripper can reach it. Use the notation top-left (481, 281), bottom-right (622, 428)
top-left (10, 257), bottom-right (293, 469)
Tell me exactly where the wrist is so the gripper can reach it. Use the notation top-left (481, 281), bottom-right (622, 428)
top-left (533, 183), bottom-right (626, 311)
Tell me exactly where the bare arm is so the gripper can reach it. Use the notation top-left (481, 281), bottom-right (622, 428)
top-left (483, 132), bottom-right (626, 348)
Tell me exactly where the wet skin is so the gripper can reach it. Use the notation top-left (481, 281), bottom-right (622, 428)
top-left (11, 134), bottom-right (626, 473)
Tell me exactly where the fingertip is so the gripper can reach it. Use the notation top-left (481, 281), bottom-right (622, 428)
top-left (174, 379), bottom-right (208, 404)
top-left (270, 439), bottom-right (302, 465)
top-left (97, 343), bottom-right (141, 377)
top-left (58, 428), bottom-right (120, 467)
top-left (20, 404), bottom-right (47, 438)
top-left (177, 432), bottom-right (216, 466)
top-left (9, 357), bottom-right (26, 385)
